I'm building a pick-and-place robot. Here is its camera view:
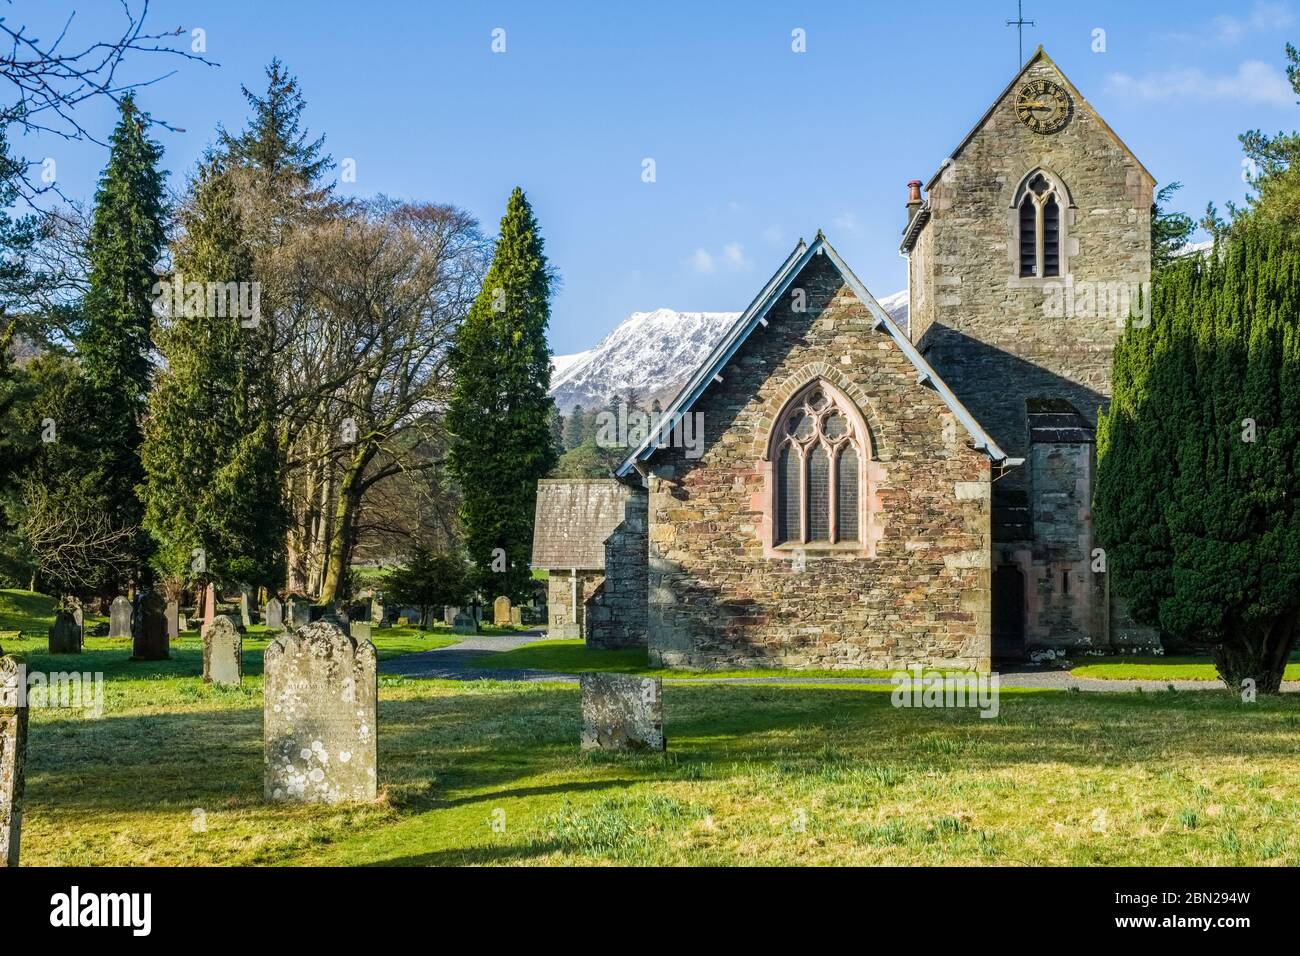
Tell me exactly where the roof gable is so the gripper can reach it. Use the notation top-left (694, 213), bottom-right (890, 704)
top-left (615, 233), bottom-right (1016, 477)
top-left (924, 46), bottom-right (1154, 192)
top-left (531, 479), bottom-right (636, 570)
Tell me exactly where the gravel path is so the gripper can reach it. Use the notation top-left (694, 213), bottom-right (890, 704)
top-left (379, 632), bottom-right (1299, 693)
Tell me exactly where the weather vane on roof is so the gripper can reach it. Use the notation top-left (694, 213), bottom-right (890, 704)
top-left (1006, 1), bottom-right (1035, 66)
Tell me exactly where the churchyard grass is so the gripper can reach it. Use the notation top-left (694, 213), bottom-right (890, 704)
top-left (9, 588), bottom-right (1300, 866)
top-left (1071, 655), bottom-right (1300, 682)
top-left (475, 638), bottom-right (914, 679)
top-left (11, 660), bottom-right (1300, 865)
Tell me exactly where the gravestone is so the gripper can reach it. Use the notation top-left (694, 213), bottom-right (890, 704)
top-left (493, 596), bottom-right (512, 626)
top-left (264, 621), bottom-right (377, 804)
top-left (71, 603), bottom-right (83, 630)
top-left (166, 600), bottom-right (180, 640)
top-left (48, 609), bottom-right (82, 655)
top-left (108, 596), bottom-right (132, 639)
top-left (178, 613), bottom-right (190, 633)
top-left (510, 607), bottom-right (523, 627)
top-left (202, 615), bottom-right (242, 686)
top-left (1, 655), bottom-right (27, 866)
top-left (202, 585), bottom-right (216, 631)
top-left (443, 606), bottom-right (459, 626)
top-left (284, 599), bottom-right (311, 630)
top-left (371, 597), bottom-right (384, 624)
top-left (452, 610), bottom-right (478, 635)
top-left (240, 587), bottom-right (256, 628)
top-left (579, 673), bottom-right (666, 753)
top-left (349, 621), bottom-right (372, 642)
top-left (264, 597), bottom-right (284, 631)
top-left (133, 591), bottom-right (170, 661)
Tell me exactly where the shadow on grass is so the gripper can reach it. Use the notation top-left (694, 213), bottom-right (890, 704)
top-left (21, 679), bottom-right (1300, 822)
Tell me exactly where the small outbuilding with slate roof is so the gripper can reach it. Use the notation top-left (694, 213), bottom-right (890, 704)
top-left (531, 478), bottom-right (647, 647)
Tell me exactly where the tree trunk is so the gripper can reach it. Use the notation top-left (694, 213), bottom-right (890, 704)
top-left (1211, 610), bottom-right (1300, 694)
top-left (309, 463), bottom-right (334, 598)
top-left (318, 451), bottom-right (370, 606)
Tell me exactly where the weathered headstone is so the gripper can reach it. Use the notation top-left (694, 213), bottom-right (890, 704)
top-left (166, 600), bottom-right (180, 640)
top-left (510, 607), bottom-right (523, 627)
top-left (240, 587), bottom-right (255, 628)
top-left (370, 597), bottom-right (384, 624)
top-left (284, 599), bottom-right (311, 630)
top-left (203, 615), bottom-right (242, 686)
top-left (579, 673), bottom-right (665, 752)
top-left (132, 591), bottom-right (170, 661)
top-left (202, 585), bottom-right (216, 631)
top-left (178, 613), bottom-right (190, 633)
top-left (452, 610), bottom-right (478, 635)
top-left (264, 621), bottom-right (377, 804)
top-left (349, 621), bottom-right (372, 642)
top-left (443, 605), bottom-right (459, 626)
top-left (108, 596), bottom-right (132, 639)
top-left (493, 596), bottom-right (512, 626)
top-left (48, 609), bottom-right (82, 655)
top-left (1, 655), bottom-right (28, 866)
top-left (264, 597), bottom-right (284, 631)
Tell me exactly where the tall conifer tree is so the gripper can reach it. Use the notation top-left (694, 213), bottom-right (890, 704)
top-left (139, 162), bottom-right (286, 591)
top-left (77, 95), bottom-right (167, 587)
top-left (1097, 220), bottom-right (1300, 691)
top-left (447, 188), bottom-right (557, 600)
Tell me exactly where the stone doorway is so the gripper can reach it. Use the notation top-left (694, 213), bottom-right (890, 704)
top-left (991, 564), bottom-right (1026, 660)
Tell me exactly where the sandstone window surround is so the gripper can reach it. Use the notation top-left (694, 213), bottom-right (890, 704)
top-left (1011, 168), bottom-right (1073, 282)
top-left (768, 380), bottom-right (870, 552)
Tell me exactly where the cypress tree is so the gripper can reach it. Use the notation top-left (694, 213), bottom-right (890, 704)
top-left (564, 403), bottom-right (586, 450)
top-left (447, 188), bottom-right (557, 601)
top-left (76, 95), bottom-right (167, 588)
top-left (1097, 219), bottom-right (1300, 691)
top-left (140, 161), bottom-right (286, 592)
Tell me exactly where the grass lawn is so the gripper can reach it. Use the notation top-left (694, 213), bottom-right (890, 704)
top-left (9, 587), bottom-right (1300, 866)
top-left (12, 667), bottom-right (1300, 865)
top-left (1071, 655), bottom-right (1300, 682)
top-left (475, 639), bottom-right (920, 679)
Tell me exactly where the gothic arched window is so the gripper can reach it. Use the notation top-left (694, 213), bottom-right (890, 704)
top-left (772, 383), bottom-right (866, 546)
top-left (1014, 170), bottom-right (1069, 278)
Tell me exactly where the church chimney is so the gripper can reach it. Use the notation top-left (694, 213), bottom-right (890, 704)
top-left (906, 180), bottom-right (923, 225)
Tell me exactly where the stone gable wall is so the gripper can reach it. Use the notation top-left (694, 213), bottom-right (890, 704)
top-left (646, 254), bottom-right (992, 671)
top-left (910, 57), bottom-right (1153, 457)
top-left (587, 490), bottom-right (649, 649)
top-left (907, 56), bottom-right (1157, 653)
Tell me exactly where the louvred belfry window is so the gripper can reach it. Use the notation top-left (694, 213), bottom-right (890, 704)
top-left (1015, 171), bottom-right (1066, 279)
top-left (773, 383), bottom-right (865, 546)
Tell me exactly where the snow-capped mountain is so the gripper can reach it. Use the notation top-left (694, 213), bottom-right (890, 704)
top-left (549, 289), bottom-right (909, 414)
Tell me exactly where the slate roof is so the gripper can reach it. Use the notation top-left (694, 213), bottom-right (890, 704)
top-left (531, 479), bottom-right (636, 570)
top-left (615, 232), bottom-right (1018, 478)
top-left (1026, 398), bottom-right (1095, 444)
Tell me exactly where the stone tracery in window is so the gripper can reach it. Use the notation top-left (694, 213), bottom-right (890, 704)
top-left (772, 383), bottom-right (865, 546)
top-left (1014, 169), bottom-right (1068, 279)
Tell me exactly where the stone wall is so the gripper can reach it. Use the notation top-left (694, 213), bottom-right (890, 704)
top-left (907, 52), bottom-right (1157, 654)
top-left (545, 570), bottom-right (603, 638)
top-left (586, 490), bottom-right (648, 649)
top-left (646, 253), bottom-right (992, 671)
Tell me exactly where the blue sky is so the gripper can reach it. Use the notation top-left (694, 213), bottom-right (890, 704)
top-left (8, 1), bottom-right (1300, 353)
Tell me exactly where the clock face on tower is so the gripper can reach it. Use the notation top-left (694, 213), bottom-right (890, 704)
top-left (1016, 79), bottom-right (1072, 134)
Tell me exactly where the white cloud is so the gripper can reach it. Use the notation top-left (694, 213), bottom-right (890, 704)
top-left (1169, 1), bottom-right (1294, 45)
top-left (834, 211), bottom-right (860, 232)
top-left (1215, 2), bottom-right (1294, 42)
top-left (761, 225), bottom-right (783, 244)
top-left (722, 242), bottom-right (752, 270)
top-left (689, 242), bottom-right (752, 275)
top-left (1106, 60), bottom-right (1296, 106)
top-left (690, 248), bottom-right (716, 274)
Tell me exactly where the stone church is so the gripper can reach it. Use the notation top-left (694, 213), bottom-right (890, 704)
top-left (534, 48), bottom-right (1158, 669)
